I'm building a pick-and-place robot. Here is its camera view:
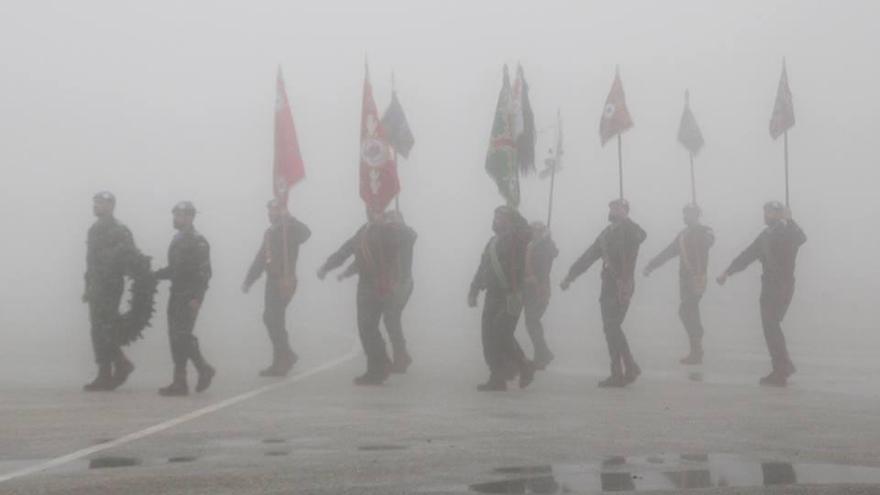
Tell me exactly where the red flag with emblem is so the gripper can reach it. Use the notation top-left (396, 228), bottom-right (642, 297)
top-left (273, 68), bottom-right (305, 203)
top-left (360, 64), bottom-right (399, 212)
top-left (599, 67), bottom-right (634, 146)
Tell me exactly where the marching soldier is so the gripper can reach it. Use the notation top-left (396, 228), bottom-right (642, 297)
top-left (242, 199), bottom-right (311, 377)
top-left (643, 203), bottom-right (714, 365)
top-left (318, 209), bottom-right (417, 385)
top-left (154, 202), bottom-right (215, 396)
top-left (717, 201), bottom-right (806, 386)
top-left (523, 221), bottom-right (558, 370)
top-left (561, 199), bottom-right (646, 387)
top-left (82, 192), bottom-right (138, 391)
top-left (468, 206), bottom-right (536, 392)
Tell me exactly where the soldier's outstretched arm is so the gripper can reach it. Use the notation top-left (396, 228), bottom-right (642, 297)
top-left (561, 238), bottom-right (601, 290)
top-left (243, 238), bottom-right (267, 291)
top-left (468, 243), bottom-right (491, 307)
top-left (644, 236), bottom-right (679, 276)
top-left (318, 231), bottom-right (358, 280)
top-left (720, 234), bottom-right (761, 283)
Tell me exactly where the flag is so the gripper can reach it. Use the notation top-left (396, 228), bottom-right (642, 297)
top-left (599, 67), bottom-right (633, 146)
top-left (485, 65), bottom-right (519, 207)
top-left (511, 64), bottom-right (536, 175)
top-left (678, 90), bottom-right (704, 155)
top-left (273, 68), bottom-right (306, 203)
top-left (360, 64), bottom-right (399, 213)
top-left (769, 60), bottom-right (795, 139)
top-left (381, 89), bottom-right (415, 159)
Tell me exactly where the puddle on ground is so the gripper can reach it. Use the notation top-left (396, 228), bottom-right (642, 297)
top-left (167, 456), bottom-right (199, 463)
top-left (359, 444), bottom-right (408, 451)
top-left (688, 372), bottom-right (704, 383)
top-left (467, 453), bottom-right (880, 493)
top-left (265, 450), bottom-right (291, 457)
top-left (88, 456), bottom-right (141, 469)
top-left (262, 438), bottom-right (287, 444)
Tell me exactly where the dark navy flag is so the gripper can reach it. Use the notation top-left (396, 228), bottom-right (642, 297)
top-left (678, 90), bottom-right (704, 155)
top-left (381, 91), bottom-right (415, 159)
top-left (769, 60), bottom-right (795, 139)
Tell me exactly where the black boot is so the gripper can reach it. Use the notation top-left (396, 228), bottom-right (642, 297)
top-left (680, 350), bottom-right (703, 365)
top-left (518, 360), bottom-right (536, 389)
top-left (159, 368), bottom-right (189, 397)
top-left (389, 350), bottom-right (412, 374)
top-left (759, 371), bottom-right (787, 387)
top-left (533, 348), bottom-right (555, 371)
top-left (84, 363), bottom-right (114, 392)
top-left (477, 375), bottom-right (507, 392)
top-left (190, 340), bottom-right (215, 393)
top-left (109, 354), bottom-right (135, 390)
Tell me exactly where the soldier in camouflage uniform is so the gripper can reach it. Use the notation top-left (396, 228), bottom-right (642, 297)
top-left (154, 201), bottom-right (215, 396)
top-left (561, 199), bottom-right (646, 388)
top-left (717, 201), bottom-right (806, 387)
top-left (644, 203), bottom-right (715, 365)
top-left (82, 192), bottom-right (138, 391)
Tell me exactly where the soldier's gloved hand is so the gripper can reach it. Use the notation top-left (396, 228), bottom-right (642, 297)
top-left (560, 278), bottom-right (571, 291)
top-left (467, 292), bottom-right (478, 308)
top-left (642, 267), bottom-right (652, 277)
top-left (317, 267), bottom-right (328, 281)
top-left (716, 273), bottom-right (728, 286)
top-left (81, 291), bottom-right (89, 303)
top-left (241, 282), bottom-right (251, 294)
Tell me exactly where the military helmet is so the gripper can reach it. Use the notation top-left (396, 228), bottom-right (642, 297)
top-left (172, 201), bottom-right (197, 215)
top-left (93, 191), bottom-right (116, 205)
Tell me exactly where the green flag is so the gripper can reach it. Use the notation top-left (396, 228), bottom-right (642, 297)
top-left (485, 65), bottom-right (519, 207)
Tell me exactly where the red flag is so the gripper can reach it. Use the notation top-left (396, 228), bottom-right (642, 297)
top-left (599, 67), bottom-right (634, 146)
top-left (360, 64), bottom-right (399, 212)
top-left (769, 60), bottom-right (795, 139)
top-left (273, 68), bottom-right (305, 203)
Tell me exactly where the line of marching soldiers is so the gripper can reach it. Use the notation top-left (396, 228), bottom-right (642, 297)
top-left (82, 191), bottom-right (805, 396)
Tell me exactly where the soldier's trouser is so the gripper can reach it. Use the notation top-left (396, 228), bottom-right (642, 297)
top-left (760, 280), bottom-right (795, 373)
top-left (382, 280), bottom-right (413, 357)
top-left (481, 294), bottom-right (526, 380)
top-left (600, 294), bottom-right (635, 377)
top-left (168, 294), bottom-right (207, 372)
top-left (88, 289), bottom-right (123, 366)
top-left (523, 289), bottom-right (550, 357)
top-left (357, 287), bottom-right (391, 374)
top-left (678, 288), bottom-right (704, 354)
top-left (263, 280), bottom-right (294, 363)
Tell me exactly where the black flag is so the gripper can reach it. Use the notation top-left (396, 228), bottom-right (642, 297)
top-left (381, 91), bottom-right (415, 158)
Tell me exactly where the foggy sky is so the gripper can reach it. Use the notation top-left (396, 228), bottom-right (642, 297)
top-left (1, 1), bottom-right (877, 379)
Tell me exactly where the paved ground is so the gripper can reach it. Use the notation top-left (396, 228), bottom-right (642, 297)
top-left (2, 318), bottom-right (880, 495)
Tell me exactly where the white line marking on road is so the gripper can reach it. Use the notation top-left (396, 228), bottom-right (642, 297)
top-left (0, 346), bottom-right (358, 484)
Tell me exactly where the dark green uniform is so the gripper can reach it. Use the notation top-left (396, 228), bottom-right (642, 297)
top-left (154, 226), bottom-right (212, 384)
top-left (85, 217), bottom-right (136, 369)
top-left (645, 224), bottom-right (714, 359)
top-left (523, 230), bottom-right (558, 368)
top-left (565, 218), bottom-right (646, 384)
top-left (724, 218), bottom-right (806, 378)
top-left (245, 216), bottom-right (311, 374)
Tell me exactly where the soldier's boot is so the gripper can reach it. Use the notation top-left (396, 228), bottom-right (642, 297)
top-left (680, 335), bottom-right (704, 365)
top-left (108, 353), bottom-right (135, 390)
top-left (533, 347), bottom-right (555, 371)
top-left (499, 356), bottom-right (519, 382)
top-left (599, 352), bottom-right (627, 388)
top-left (781, 360), bottom-right (796, 378)
top-left (389, 348), bottom-right (412, 374)
top-left (275, 350), bottom-right (298, 377)
top-left (759, 371), bottom-right (787, 387)
top-left (159, 367), bottom-right (189, 397)
top-left (477, 374), bottom-right (508, 392)
top-left (83, 363), bottom-right (114, 392)
top-left (518, 359), bottom-right (536, 389)
top-left (190, 342), bottom-right (215, 393)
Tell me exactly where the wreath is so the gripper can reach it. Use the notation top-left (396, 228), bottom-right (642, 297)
top-left (117, 250), bottom-right (158, 346)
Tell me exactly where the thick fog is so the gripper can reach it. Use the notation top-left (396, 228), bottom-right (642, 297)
top-left (1, 0), bottom-right (878, 386)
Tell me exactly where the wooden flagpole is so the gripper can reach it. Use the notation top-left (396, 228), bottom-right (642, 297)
top-left (617, 134), bottom-right (624, 199)
top-left (689, 152), bottom-right (697, 205)
top-left (783, 130), bottom-right (790, 207)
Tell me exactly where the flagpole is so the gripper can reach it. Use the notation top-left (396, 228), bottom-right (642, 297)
top-left (783, 130), bottom-right (790, 207)
top-left (689, 152), bottom-right (696, 204)
top-left (617, 134), bottom-right (624, 199)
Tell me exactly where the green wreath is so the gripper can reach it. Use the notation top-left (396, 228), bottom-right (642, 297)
top-left (117, 250), bottom-right (158, 346)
